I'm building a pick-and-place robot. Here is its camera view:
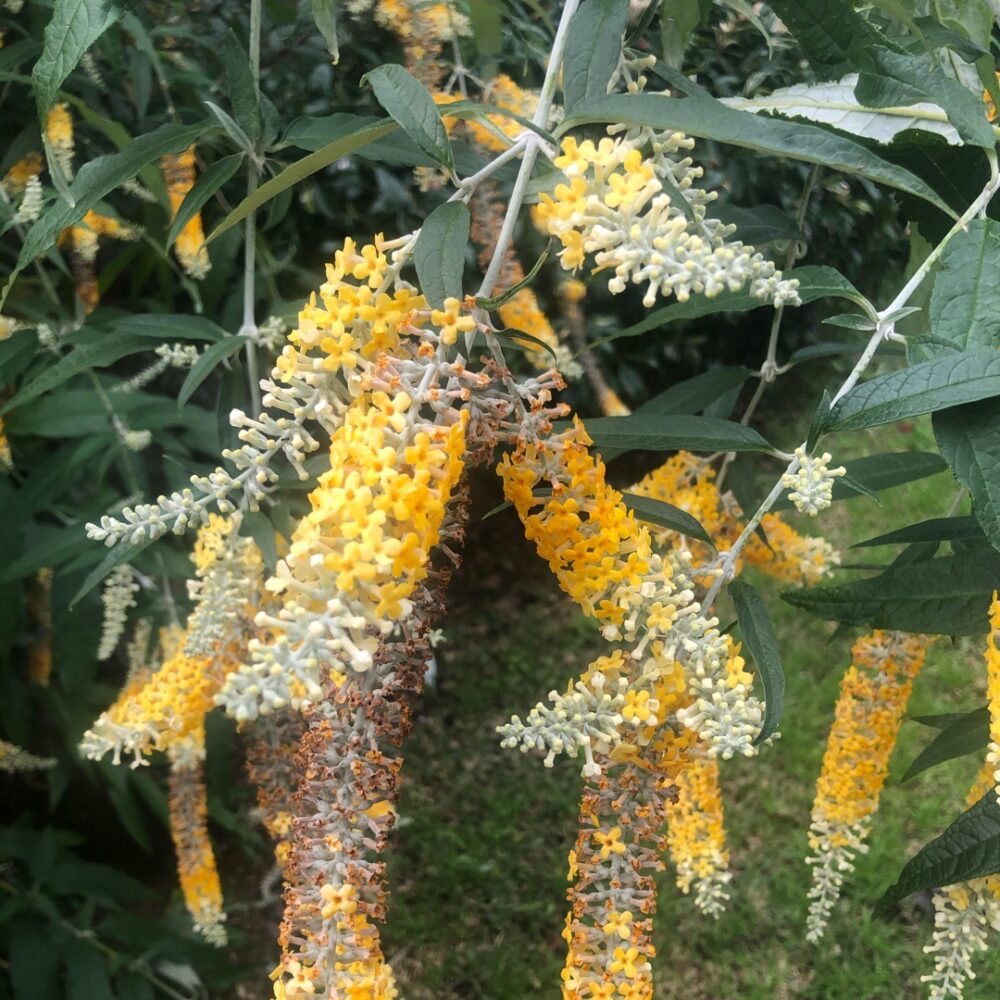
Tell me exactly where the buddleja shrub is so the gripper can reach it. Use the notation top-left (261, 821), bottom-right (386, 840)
top-left (4, 0), bottom-right (1000, 998)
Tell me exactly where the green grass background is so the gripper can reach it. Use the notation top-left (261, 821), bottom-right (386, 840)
top-left (380, 417), bottom-right (1000, 1000)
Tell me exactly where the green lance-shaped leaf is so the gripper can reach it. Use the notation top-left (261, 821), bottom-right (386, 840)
top-left (363, 64), bottom-right (454, 171)
top-left (562, 0), bottom-right (629, 112)
top-left (901, 707), bottom-right (990, 783)
top-left (208, 119), bottom-right (397, 242)
top-left (775, 451), bottom-right (946, 512)
top-left (855, 46), bottom-right (995, 150)
top-left (177, 336), bottom-right (248, 408)
top-left (559, 94), bottom-right (955, 218)
top-left (311, 0), bottom-right (340, 63)
top-left (413, 201), bottom-right (470, 310)
top-left (828, 350), bottom-right (1000, 432)
top-left (223, 29), bottom-right (260, 144)
top-left (166, 153), bottom-right (243, 248)
top-left (765, 0), bottom-right (879, 78)
top-left (935, 396), bottom-right (1000, 555)
top-left (0, 333), bottom-right (150, 416)
top-left (635, 367), bottom-right (754, 417)
top-left (928, 219), bottom-right (1000, 354)
top-left (783, 553), bottom-right (1000, 636)
top-left (32, 0), bottom-right (124, 118)
top-left (568, 414), bottom-right (774, 455)
top-left (876, 791), bottom-right (1000, 915)
top-left (854, 515), bottom-right (983, 548)
top-left (621, 493), bottom-right (713, 546)
top-left (112, 313), bottom-right (227, 342)
top-left (730, 579), bottom-right (785, 745)
top-left (2, 121), bottom-right (208, 307)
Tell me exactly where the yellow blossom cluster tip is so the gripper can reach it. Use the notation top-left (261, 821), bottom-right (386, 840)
top-left (57, 210), bottom-right (140, 313)
top-left (629, 450), bottom-right (839, 586)
top-left (497, 286), bottom-right (562, 370)
top-left (665, 752), bottom-right (732, 917)
top-left (805, 630), bottom-right (933, 941)
top-left (922, 758), bottom-right (1000, 1000)
top-left (168, 728), bottom-right (227, 946)
top-left (163, 147), bottom-right (211, 279)
top-left (535, 130), bottom-right (799, 309)
top-left (0, 416), bottom-right (12, 473)
top-left (45, 102), bottom-right (75, 179)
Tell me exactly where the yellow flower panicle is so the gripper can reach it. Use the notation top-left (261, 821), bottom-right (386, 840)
top-left (219, 394), bottom-right (468, 720)
top-left (464, 74), bottom-right (538, 152)
top-left (922, 759), bottom-right (1000, 1000)
top-left (58, 210), bottom-right (140, 314)
top-left (27, 568), bottom-right (53, 686)
top-left (81, 517), bottom-right (260, 766)
top-left (163, 147), bottom-right (211, 279)
top-left (0, 738), bottom-right (55, 772)
top-left (168, 726), bottom-right (227, 946)
top-left (665, 751), bottom-right (731, 917)
top-left (1, 152), bottom-right (43, 199)
top-left (805, 630), bottom-right (933, 941)
top-left (535, 131), bottom-right (799, 308)
top-left (498, 420), bottom-right (766, 764)
top-left (986, 592), bottom-right (1000, 803)
top-left (45, 102), bottom-right (75, 179)
top-left (629, 451), bottom-right (839, 587)
top-left (563, 730), bottom-right (699, 1000)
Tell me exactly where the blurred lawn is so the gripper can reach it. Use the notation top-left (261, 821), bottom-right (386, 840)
top-left (382, 416), bottom-right (1000, 1000)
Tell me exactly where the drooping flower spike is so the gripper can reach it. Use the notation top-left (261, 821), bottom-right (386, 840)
top-left (805, 630), bottom-right (933, 941)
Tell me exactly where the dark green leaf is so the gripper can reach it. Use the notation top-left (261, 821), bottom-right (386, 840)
top-left (559, 94), bottom-right (955, 217)
top-left (621, 492), bottom-right (713, 545)
top-left (634, 367), bottom-right (754, 417)
top-left (364, 64), bottom-right (453, 170)
top-left (660, 0), bottom-right (705, 69)
top-left (806, 390), bottom-right (832, 450)
top-left (710, 203), bottom-right (801, 246)
top-left (71, 538), bottom-right (152, 608)
top-left (11, 917), bottom-right (60, 1000)
top-left (563, 0), bottom-right (629, 112)
top-left (241, 511), bottom-right (278, 571)
top-left (877, 790), bottom-right (1000, 914)
top-left (927, 219), bottom-right (1000, 353)
top-left (828, 350), bottom-right (1000, 432)
top-left (0, 333), bottom-right (150, 416)
top-left (493, 328), bottom-right (558, 362)
top-left (414, 201), bottom-right (470, 309)
top-left (32, 0), bottom-right (122, 118)
top-left (223, 30), bottom-right (259, 143)
top-left (113, 313), bottom-right (226, 342)
top-left (901, 707), bottom-right (990, 782)
top-left (64, 939), bottom-right (113, 1000)
top-left (788, 342), bottom-right (868, 364)
top-left (208, 119), bottom-right (397, 241)
top-left (730, 578), bottom-right (784, 745)
top-left (311, 0), bottom-right (339, 62)
top-left (856, 46), bottom-right (995, 149)
top-left (783, 553), bottom-right (1000, 635)
top-left (912, 709), bottom-right (984, 729)
top-left (467, 0), bottom-right (502, 55)
top-left (837, 471), bottom-right (883, 506)
top-left (855, 515), bottom-right (983, 548)
top-left (765, 0), bottom-right (878, 77)
top-left (177, 336), bottom-right (248, 408)
top-left (4, 121), bottom-right (208, 306)
top-left (166, 154), bottom-right (242, 248)
top-left (570, 414), bottom-right (774, 454)
top-left (935, 396), bottom-right (1000, 554)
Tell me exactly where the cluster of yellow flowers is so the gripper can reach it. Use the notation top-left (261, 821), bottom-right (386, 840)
top-left (535, 130), bottom-right (800, 308)
top-left (665, 753), bottom-right (732, 917)
top-left (167, 724), bottom-right (227, 945)
top-left (630, 450), bottom-right (840, 587)
top-left (805, 630), bottom-right (933, 941)
top-left (922, 759), bottom-right (1000, 999)
top-left (162, 146), bottom-right (212, 280)
top-left (219, 394), bottom-right (467, 720)
top-left (498, 419), bottom-right (766, 765)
